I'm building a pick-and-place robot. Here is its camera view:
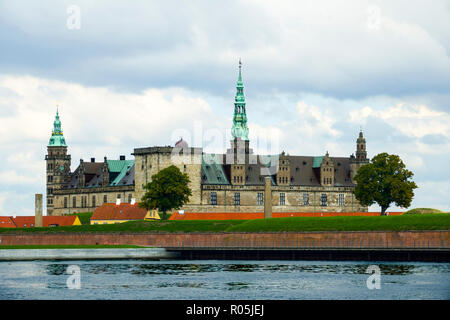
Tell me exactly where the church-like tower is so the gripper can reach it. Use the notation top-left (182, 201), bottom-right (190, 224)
top-left (45, 108), bottom-right (71, 215)
top-left (231, 59), bottom-right (249, 141)
top-left (229, 60), bottom-right (251, 186)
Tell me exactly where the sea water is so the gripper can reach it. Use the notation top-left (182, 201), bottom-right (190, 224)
top-left (0, 260), bottom-right (448, 300)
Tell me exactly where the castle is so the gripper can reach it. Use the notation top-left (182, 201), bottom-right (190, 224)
top-left (46, 62), bottom-right (369, 216)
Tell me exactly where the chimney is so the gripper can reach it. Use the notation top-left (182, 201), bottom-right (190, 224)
top-left (119, 155), bottom-right (125, 160)
top-left (91, 158), bottom-right (95, 163)
top-left (35, 194), bottom-right (43, 227)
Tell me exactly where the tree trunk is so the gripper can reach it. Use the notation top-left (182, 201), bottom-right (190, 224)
top-left (380, 206), bottom-right (388, 216)
top-left (162, 211), bottom-right (167, 220)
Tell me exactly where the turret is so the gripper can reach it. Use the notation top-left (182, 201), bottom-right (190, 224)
top-left (356, 130), bottom-right (367, 161)
top-left (350, 129), bottom-right (369, 183)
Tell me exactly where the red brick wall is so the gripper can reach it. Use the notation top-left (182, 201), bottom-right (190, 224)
top-left (0, 231), bottom-right (448, 249)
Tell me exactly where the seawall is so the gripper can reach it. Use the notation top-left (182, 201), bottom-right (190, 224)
top-left (0, 230), bottom-right (448, 248)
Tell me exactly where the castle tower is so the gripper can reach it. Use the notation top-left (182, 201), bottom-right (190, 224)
top-left (230, 60), bottom-right (250, 185)
top-left (45, 108), bottom-right (71, 215)
top-left (350, 129), bottom-right (369, 183)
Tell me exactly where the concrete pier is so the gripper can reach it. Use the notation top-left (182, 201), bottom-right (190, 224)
top-left (264, 176), bottom-right (272, 218)
top-left (0, 248), bottom-right (178, 261)
top-left (35, 194), bottom-right (43, 227)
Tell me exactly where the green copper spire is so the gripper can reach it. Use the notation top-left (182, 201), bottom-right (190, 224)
top-left (48, 107), bottom-right (67, 147)
top-left (231, 59), bottom-right (249, 140)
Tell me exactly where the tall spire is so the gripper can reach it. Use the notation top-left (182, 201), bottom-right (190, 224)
top-left (231, 59), bottom-right (249, 140)
top-left (48, 107), bottom-right (67, 147)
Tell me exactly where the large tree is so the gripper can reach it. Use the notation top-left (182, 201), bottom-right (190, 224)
top-left (139, 165), bottom-right (192, 220)
top-left (353, 152), bottom-right (418, 215)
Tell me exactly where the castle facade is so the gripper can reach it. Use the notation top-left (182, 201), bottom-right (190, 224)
top-left (46, 63), bottom-right (369, 215)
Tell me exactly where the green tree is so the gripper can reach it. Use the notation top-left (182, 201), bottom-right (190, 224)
top-left (353, 152), bottom-right (418, 215)
top-left (139, 165), bottom-right (192, 220)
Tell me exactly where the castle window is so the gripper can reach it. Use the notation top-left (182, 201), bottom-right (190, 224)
top-left (321, 194), bottom-right (327, 206)
top-left (339, 194), bottom-right (345, 206)
top-left (257, 192), bottom-right (263, 206)
top-left (64, 197), bottom-right (68, 208)
top-left (234, 193), bottom-right (240, 206)
top-left (117, 194), bottom-right (121, 199)
top-left (47, 175), bottom-right (53, 183)
top-left (92, 195), bottom-right (96, 207)
top-left (128, 194), bottom-right (132, 203)
top-left (103, 195), bottom-right (107, 203)
top-left (279, 193), bottom-right (285, 205)
top-left (210, 192), bottom-right (217, 205)
top-left (73, 197), bottom-right (77, 208)
top-left (302, 193), bottom-right (309, 206)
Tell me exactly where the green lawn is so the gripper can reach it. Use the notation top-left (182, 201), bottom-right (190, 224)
top-left (227, 213), bottom-right (450, 232)
top-left (0, 244), bottom-right (146, 249)
top-left (0, 213), bottom-right (448, 233)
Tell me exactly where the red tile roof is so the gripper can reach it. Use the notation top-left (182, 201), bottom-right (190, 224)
top-left (91, 203), bottom-right (148, 221)
top-left (9, 216), bottom-right (79, 228)
top-left (169, 211), bottom-right (404, 220)
top-left (0, 216), bottom-right (16, 228)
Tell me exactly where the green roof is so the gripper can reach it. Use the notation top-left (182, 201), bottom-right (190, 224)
top-left (48, 110), bottom-right (67, 147)
top-left (312, 156), bottom-right (324, 168)
top-left (202, 154), bottom-right (229, 185)
top-left (108, 160), bottom-right (134, 186)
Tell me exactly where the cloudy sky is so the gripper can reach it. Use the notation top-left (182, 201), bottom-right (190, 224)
top-left (0, 0), bottom-right (449, 215)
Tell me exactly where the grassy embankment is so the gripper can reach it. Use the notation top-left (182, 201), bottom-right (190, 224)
top-left (0, 213), bottom-right (448, 234)
top-left (404, 208), bottom-right (444, 214)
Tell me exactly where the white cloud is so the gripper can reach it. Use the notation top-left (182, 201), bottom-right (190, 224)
top-left (0, 75), bottom-right (215, 151)
top-left (296, 101), bottom-right (341, 137)
top-left (349, 103), bottom-right (450, 139)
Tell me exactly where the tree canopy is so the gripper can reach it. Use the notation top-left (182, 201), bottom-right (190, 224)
top-left (353, 152), bottom-right (418, 215)
top-left (139, 165), bottom-right (192, 220)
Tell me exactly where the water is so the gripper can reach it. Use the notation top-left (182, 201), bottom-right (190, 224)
top-left (0, 260), bottom-right (449, 300)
